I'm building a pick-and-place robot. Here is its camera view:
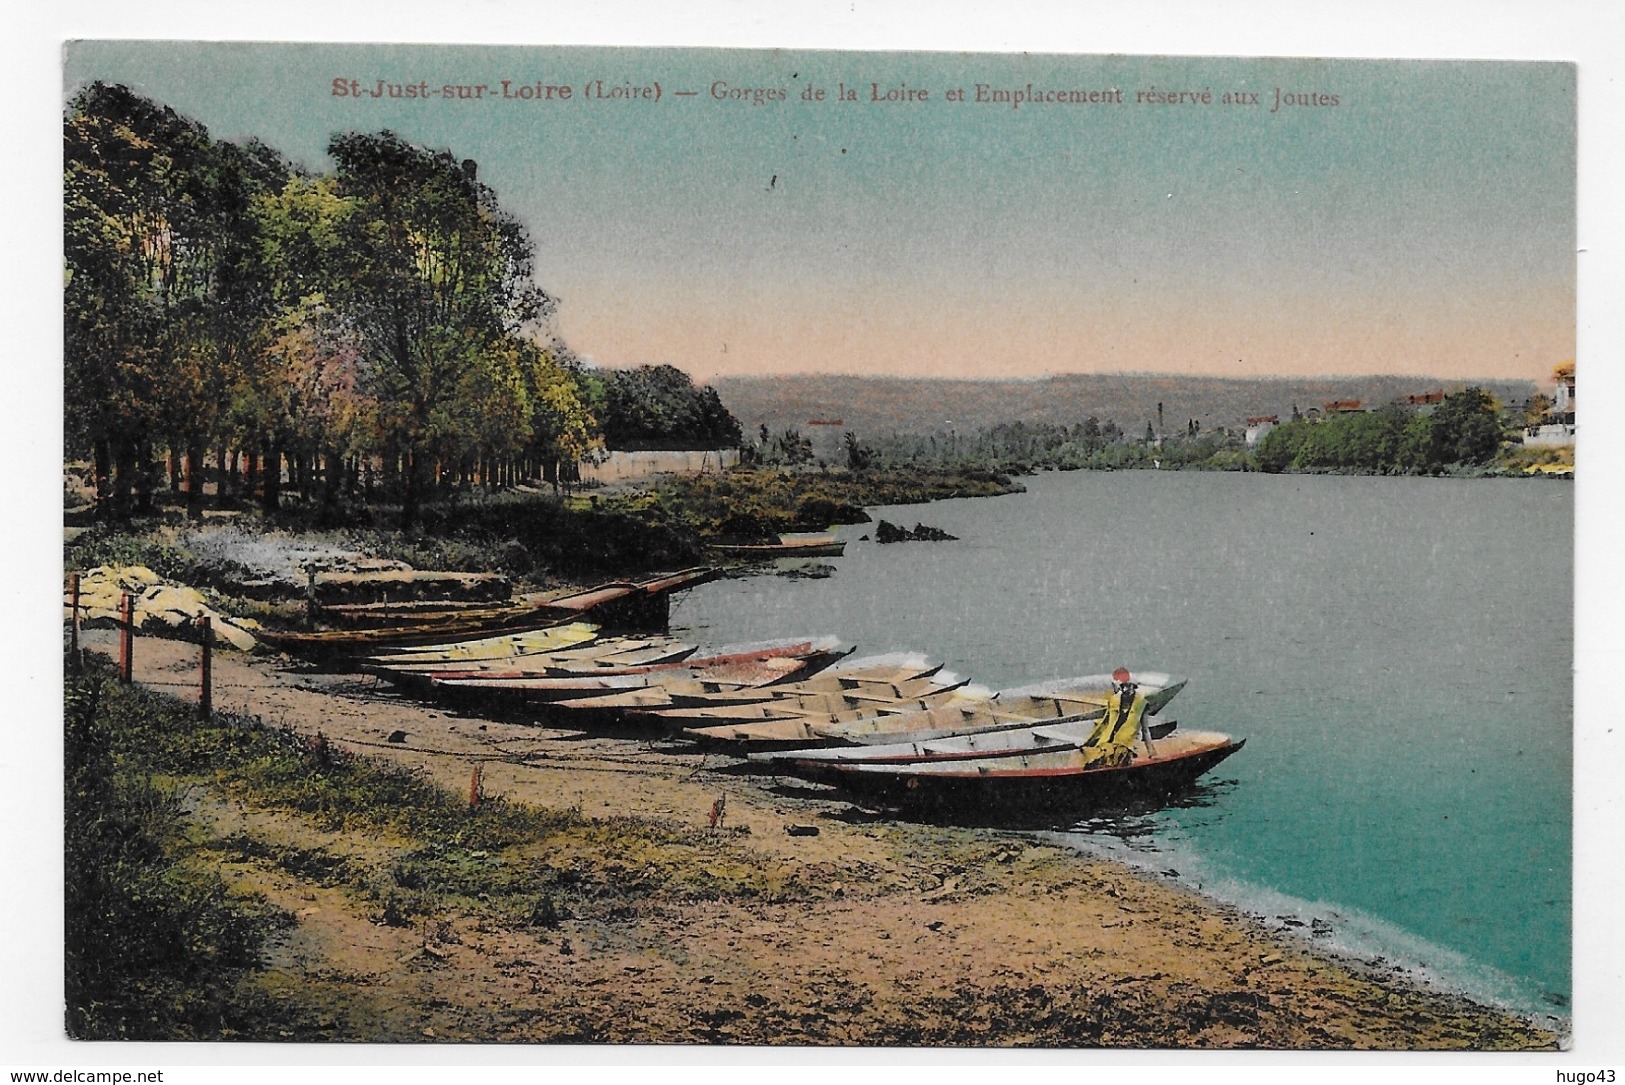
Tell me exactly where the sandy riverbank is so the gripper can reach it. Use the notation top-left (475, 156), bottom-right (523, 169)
top-left (75, 629), bottom-right (1564, 1049)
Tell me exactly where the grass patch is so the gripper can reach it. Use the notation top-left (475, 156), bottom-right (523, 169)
top-left (66, 658), bottom-right (814, 1038)
top-left (65, 674), bottom-right (295, 1039)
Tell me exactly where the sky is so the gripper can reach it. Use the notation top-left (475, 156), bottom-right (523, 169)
top-left (63, 42), bottom-right (1575, 385)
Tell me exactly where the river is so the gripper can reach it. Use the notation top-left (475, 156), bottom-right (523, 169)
top-left (666, 468), bottom-right (1572, 1021)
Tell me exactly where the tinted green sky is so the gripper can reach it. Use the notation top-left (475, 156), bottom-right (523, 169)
top-left (65, 42), bottom-right (1575, 383)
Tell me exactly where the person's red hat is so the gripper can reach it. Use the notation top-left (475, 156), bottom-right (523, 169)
top-left (1112, 667), bottom-right (1131, 683)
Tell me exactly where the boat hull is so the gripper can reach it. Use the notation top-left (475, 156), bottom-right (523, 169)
top-left (747, 716), bottom-right (1178, 765)
top-left (807, 735), bottom-right (1245, 818)
top-left (259, 568), bottom-right (718, 658)
top-left (712, 537), bottom-right (846, 560)
top-left (426, 640), bottom-right (852, 706)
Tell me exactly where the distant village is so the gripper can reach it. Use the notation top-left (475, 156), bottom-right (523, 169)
top-left (1242, 364), bottom-right (1575, 449)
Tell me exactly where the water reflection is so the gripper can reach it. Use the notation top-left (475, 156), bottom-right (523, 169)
top-left (745, 769), bottom-right (1249, 833)
top-left (1065, 776), bottom-right (1240, 836)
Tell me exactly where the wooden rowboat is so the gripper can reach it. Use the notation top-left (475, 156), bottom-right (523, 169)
top-left (643, 678), bottom-right (966, 726)
top-left (807, 730), bottom-right (1244, 814)
top-left (427, 638), bottom-right (852, 704)
top-left (258, 617), bottom-right (600, 659)
top-left (681, 671), bottom-right (1184, 750)
top-left (671, 688), bottom-right (990, 748)
top-left (434, 656), bottom-right (816, 704)
top-left (749, 714), bottom-right (1179, 767)
top-left (578, 652), bottom-right (949, 713)
top-left (259, 568), bottom-right (719, 658)
top-left (359, 622), bottom-right (603, 663)
top-left (366, 635), bottom-right (696, 677)
top-left (712, 535), bottom-right (847, 560)
top-left (366, 638), bottom-right (700, 694)
top-left (821, 672), bottom-right (1186, 744)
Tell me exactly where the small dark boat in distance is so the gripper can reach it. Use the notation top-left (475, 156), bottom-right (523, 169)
top-left (712, 535), bottom-right (847, 560)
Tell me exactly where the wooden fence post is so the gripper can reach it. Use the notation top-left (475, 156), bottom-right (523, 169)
top-left (66, 572), bottom-right (81, 667)
top-left (305, 565), bottom-right (319, 628)
top-left (117, 592), bottom-right (134, 684)
top-left (198, 615), bottom-right (213, 719)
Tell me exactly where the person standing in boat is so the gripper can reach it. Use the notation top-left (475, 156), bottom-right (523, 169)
top-left (1083, 667), bottom-right (1150, 763)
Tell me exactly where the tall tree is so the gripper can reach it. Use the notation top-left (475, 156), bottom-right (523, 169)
top-left (167, 138), bottom-right (283, 519)
top-left (65, 83), bottom-right (213, 517)
top-left (238, 169), bottom-right (349, 512)
top-left (66, 84), bottom-right (283, 520)
top-left (325, 132), bottom-right (551, 528)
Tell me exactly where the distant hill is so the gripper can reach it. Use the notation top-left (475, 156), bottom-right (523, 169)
top-left (712, 373), bottom-right (1538, 456)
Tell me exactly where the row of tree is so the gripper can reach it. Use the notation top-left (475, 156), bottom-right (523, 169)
top-left (834, 391), bottom-right (1512, 477)
top-left (1253, 388), bottom-right (1507, 474)
top-left (65, 83), bottom-right (738, 527)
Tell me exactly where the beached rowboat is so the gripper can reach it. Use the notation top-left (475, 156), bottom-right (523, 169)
top-left (360, 622), bottom-right (602, 663)
top-left (573, 652), bottom-right (951, 713)
top-left (426, 637), bottom-right (851, 704)
top-left (365, 635), bottom-right (698, 680)
top-left (642, 677), bottom-right (967, 725)
top-left (748, 714), bottom-right (1179, 766)
top-left (824, 673), bottom-right (1185, 743)
top-left (683, 672), bottom-right (1185, 749)
top-left (815, 730), bottom-right (1244, 812)
top-left (257, 617), bottom-right (600, 659)
top-left (257, 568), bottom-right (718, 658)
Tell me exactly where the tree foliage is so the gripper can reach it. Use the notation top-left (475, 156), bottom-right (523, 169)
top-left (65, 83), bottom-right (280, 516)
top-left (1254, 388), bottom-right (1506, 474)
top-left (597, 364), bottom-right (742, 450)
top-left (63, 88), bottom-right (749, 525)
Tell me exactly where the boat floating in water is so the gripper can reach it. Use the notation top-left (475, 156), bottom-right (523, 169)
top-left (711, 535), bottom-right (847, 560)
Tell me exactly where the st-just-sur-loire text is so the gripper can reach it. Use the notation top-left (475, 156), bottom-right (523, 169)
top-left (329, 79), bottom-right (664, 101)
top-left (331, 79), bottom-right (574, 100)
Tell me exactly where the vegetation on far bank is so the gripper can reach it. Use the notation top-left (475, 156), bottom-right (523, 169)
top-left (593, 464), bottom-right (1022, 544)
top-left (832, 386), bottom-right (1566, 480)
top-left (65, 385), bottom-right (1562, 600)
top-left (1253, 388), bottom-right (1509, 475)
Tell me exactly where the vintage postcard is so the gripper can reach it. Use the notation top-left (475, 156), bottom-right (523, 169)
top-left (55, 38), bottom-right (1577, 1058)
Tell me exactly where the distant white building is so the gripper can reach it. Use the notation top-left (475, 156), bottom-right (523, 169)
top-left (1524, 367), bottom-right (1576, 448)
top-left (1553, 370), bottom-right (1575, 416)
top-left (1244, 415), bottom-right (1279, 448)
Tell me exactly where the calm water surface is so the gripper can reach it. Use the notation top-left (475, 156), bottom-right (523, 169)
top-left (668, 469), bottom-right (1572, 1018)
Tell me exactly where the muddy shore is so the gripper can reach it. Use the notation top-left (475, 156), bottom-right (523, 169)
top-left (76, 629), bottom-right (1563, 1049)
